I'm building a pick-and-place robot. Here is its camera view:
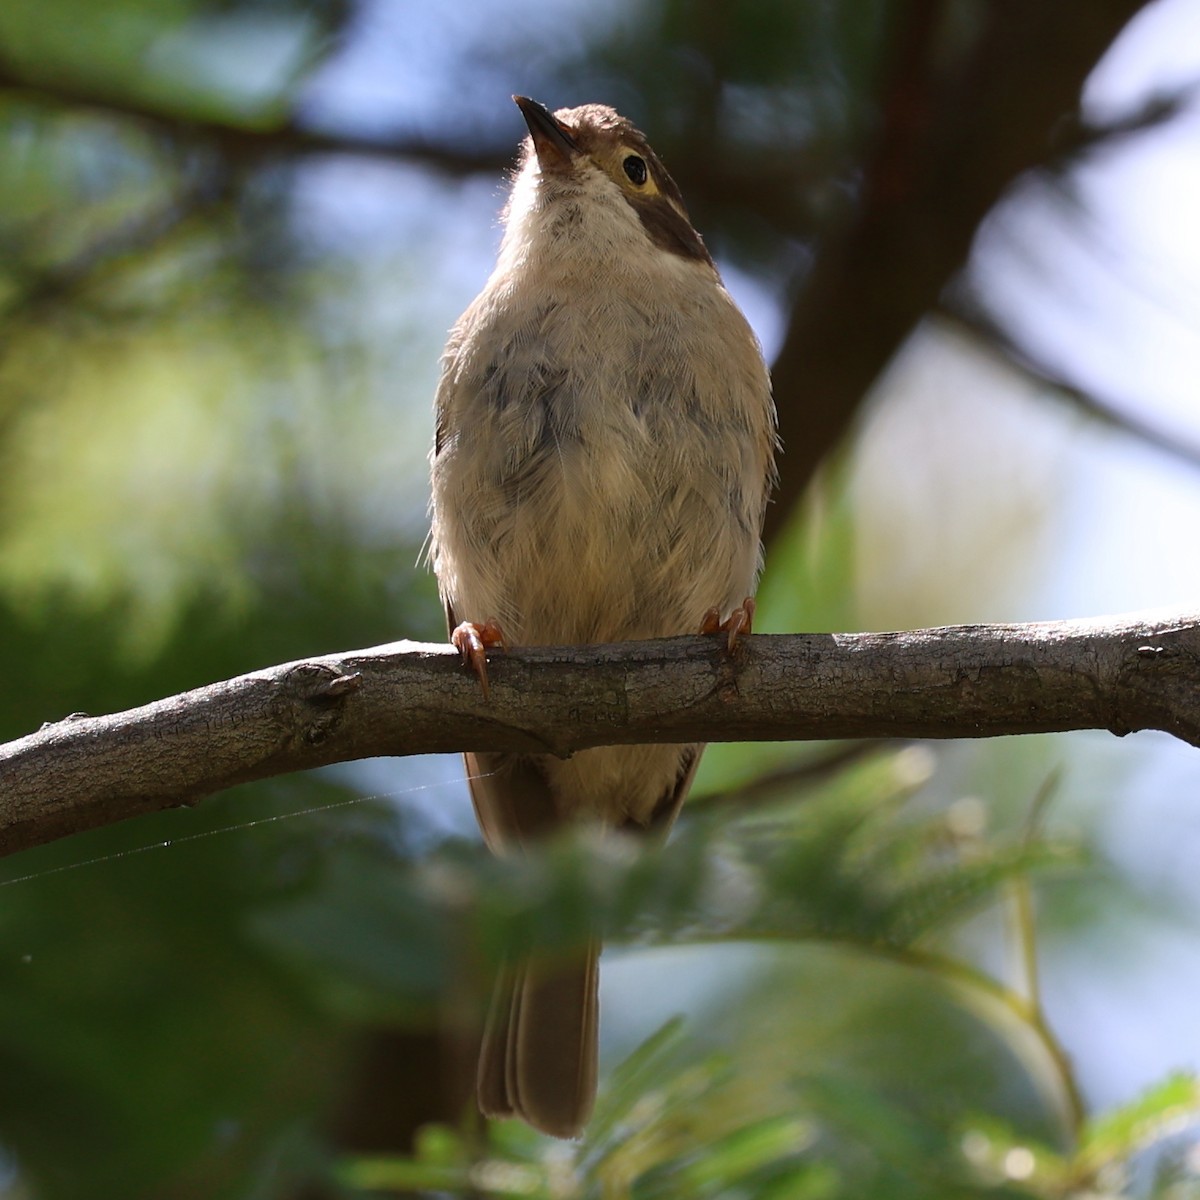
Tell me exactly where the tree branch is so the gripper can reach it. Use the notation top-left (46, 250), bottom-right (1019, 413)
top-left (938, 304), bottom-right (1200, 474)
top-left (3, 610), bottom-right (1198, 859)
top-left (0, 62), bottom-right (512, 177)
top-left (764, 0), bottom-right (1154, 543)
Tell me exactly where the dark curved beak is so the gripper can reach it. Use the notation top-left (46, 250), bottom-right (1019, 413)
top-left (513, 95), bottom-right (577, 164)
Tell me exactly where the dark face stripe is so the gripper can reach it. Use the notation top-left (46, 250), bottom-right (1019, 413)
top-left (528, 103), bottom-right (714, 266)
top-left (630, 195), bottom-right (712, 264)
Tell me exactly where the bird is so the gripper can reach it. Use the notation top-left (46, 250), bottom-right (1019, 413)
top-left (427, 96), bottom-right (777, 1138)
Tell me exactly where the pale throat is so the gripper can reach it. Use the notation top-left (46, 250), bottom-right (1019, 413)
top-left (499, 165), bottom-right (661, 278)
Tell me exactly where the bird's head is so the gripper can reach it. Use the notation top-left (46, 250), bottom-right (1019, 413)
top-left (506, 96), bottom-right (712, 268)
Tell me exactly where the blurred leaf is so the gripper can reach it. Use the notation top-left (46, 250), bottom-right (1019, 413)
top-left (1076, 1074), bottom-right (1200, 1185)
top-left (0, 0), bottom-right (334, 122)
top-left (0, 773), bottom-right (383, 1198)
top-left (0, 1), bottom-right (1197, 1196)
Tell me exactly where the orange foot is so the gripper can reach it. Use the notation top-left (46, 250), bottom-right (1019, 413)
top-left (451, 618), bottom-right (507, 700)
top-left (699, 597), bottom-right (755, 652)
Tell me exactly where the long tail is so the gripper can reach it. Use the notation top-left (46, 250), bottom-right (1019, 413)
top-left (476, 942), bottom-right (599, 1139)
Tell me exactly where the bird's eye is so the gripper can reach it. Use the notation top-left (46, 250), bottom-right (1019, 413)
top-left (622, 155), bottom-right (648, 186)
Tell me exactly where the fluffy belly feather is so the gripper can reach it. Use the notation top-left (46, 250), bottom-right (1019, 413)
top-left (437, 417), bottom-right (757, 647)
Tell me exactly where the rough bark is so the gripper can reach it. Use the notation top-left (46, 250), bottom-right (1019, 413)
top-left (3, 609), bottom-right (1198, 858)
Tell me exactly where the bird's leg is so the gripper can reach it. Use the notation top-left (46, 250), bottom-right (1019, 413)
top-left (451, 618), bottom-right (507, 699)
top-left (699, 597), bottom-right (755, 652)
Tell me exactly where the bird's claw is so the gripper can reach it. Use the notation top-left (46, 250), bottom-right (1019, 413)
top-left (699, 597), bottom-right (755, 652)
top-left (451, 619), bottom-right (507, 699)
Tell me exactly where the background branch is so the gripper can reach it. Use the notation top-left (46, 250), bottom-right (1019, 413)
top-left (0, 62), bottom-right (513, 176)
top-left (4, 5), bottom-right (1197, 1187)
top-left (4, 609), bottom-right (1197, 859)
top-left (763, 0), bottom-right (1153, 542)
top-left (938, 303), bottom-right (1200, 474)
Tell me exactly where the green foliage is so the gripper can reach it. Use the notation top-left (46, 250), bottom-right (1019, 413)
top-left (336, 1037), bottom-right (1200, 1199)
top-left (0, 736), bottom-right (1093, 1197)
top-left (0, 1), bottom-right (1197, 1197)
top-left (0, 0), bottom-right (333, 120)
top-left (0, 776), bottom-right (366, 1197)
